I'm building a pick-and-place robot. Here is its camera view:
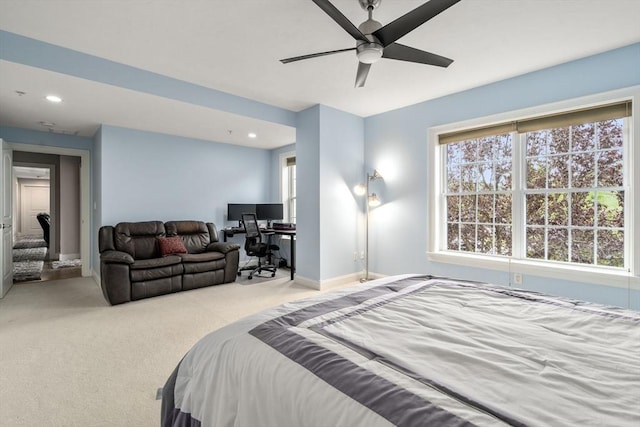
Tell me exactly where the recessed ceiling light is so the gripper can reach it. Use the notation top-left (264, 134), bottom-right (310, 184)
top-left (248, 133), bottom-right (257, 138)
top-left (39, 121), bottom-right (56, 127)
top-left (45, 95), bottom-right (62, 103)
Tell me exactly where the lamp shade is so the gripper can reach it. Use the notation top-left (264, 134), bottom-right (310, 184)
top-left (368, 193), bottom-right (381, 207)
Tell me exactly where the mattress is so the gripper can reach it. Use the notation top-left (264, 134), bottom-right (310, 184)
top-left (161, 274), bottom-right (640, 426)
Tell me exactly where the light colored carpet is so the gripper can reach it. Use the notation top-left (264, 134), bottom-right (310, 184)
top-left (0, 272), bottom-right (355, 426)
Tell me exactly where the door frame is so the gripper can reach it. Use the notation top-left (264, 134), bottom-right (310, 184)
top-left (10, 143), bottom-right (91, 277)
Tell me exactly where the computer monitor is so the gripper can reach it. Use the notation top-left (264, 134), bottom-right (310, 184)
top-left (227, 204), bottom-right (256, 226)
top-left (256, 203), bottom-right (283, 227)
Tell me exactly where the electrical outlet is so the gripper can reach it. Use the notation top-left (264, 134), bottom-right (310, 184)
top-left (360, 251), bottom-right (365, 260)
top-left (353, 251), bottom-right (358, 261)
top-left (513, 273), bottom-right (523, 285)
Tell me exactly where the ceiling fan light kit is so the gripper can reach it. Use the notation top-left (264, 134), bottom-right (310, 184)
top-left (281, 0), bottom-right (461, 87)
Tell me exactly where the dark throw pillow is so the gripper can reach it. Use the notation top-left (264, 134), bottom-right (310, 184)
top-left (157, 236), bottom-right (187, 256)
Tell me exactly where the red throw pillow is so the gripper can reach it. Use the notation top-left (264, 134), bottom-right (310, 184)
top-left (157, 236), bottom-right (187, 256)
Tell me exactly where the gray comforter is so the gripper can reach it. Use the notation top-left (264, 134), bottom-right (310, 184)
top-left (162, 274), bottom-right (640, 426)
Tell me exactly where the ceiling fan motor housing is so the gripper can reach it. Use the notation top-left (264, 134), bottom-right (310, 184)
top-left (357, 18), bottom-right (383, 64)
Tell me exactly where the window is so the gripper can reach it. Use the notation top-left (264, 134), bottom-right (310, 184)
top-left (281, 153), bottom-right (296, 223)
top-left (429, 92), bottom-right (637, 285)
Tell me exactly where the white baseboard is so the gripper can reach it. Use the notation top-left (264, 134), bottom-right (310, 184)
top-left (59, 253), bottom-right (81, 261)
top-left (92, 270), bottom-right (101, 287)
top-left (295, 271), bottom-right (374, 291)
top-left (294, 275), bottom-right (320, 290)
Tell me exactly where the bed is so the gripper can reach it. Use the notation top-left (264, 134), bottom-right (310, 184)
top-left (161, 274), bottom-right (640, 426)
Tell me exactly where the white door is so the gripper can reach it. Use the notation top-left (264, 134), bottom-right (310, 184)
top-left (1, 140), bottom-right (13, 298)
top-left (20, 183), bottom-right (49, 236)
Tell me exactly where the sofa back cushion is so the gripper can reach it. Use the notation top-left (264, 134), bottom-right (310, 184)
top-left (114, 221), bottom-right (166, 259)
top-left (165, 221), bottom-right (210, 254)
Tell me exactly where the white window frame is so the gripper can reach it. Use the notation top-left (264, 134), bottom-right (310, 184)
top-left (279, 150), bottom-right (296, 224)
top-left (428, 86), bottom-right (640, 289)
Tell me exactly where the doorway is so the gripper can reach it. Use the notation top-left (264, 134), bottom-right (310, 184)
top-left (12, 153), bottom-right (82, 283)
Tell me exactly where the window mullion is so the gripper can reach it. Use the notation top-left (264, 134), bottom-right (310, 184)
top-left (512, 132), bottom-right (524, 259)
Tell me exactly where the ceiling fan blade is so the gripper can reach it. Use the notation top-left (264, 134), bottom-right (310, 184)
top-left (382, 43), bottom-right (453, 67)
top-left (312, 0), bottom-right (368, 42)
top-left (280, 47), bottom-right (355, 64)
top-left (355, 62), bottom-right (371, 88)
top-left (372, 0), bottom-right (461, 47)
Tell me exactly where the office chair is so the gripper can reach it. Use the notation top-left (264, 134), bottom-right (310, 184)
top-left (239, 213), bottom-right (278, 279)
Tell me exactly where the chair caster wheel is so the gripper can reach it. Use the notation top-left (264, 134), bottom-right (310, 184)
top-left (248, 276), bottom-right (253, 280)
top-left (237, 271), bottom-right (241, 276)
top-left (271, 273), bottom-right (276, 277)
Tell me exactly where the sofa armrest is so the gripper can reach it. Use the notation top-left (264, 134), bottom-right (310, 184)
top-left (101, 250), bottom-right (135, 264)
top-left (206, 242), bottom-right (240, 254)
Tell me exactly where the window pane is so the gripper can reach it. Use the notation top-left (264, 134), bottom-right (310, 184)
top-left (598, 119), bottom-right (623, 150)
top-left (548, 155), bottom-right (569, 189)
top-left (597, 229), bottom-right (624, 267)
top-left (548, 228), bottom-right (568, 262)
top-left (548, 127), bottom-right (570, 154)
top-left (526, 227), bottom-right (545, 259)
top-left (571, 229), bottom-right (594, 264)
top-left (460, 140), bottom-right (478, 163)
top-left (597, 149), bottom-right (623, 187)
top-left (597, 191), bottom-right (624, 228)
top-left (461, 164), bottom-right (478, 192)
top-left (526, 194), bottom-right (545, 225)
top-left (495, 194), bottom-right (511, 224)
top-left (476, 225), bottom-right (494, 254)
top-left (447, 164), bottom-right (461, 192)
top-left (571, 192), bottom-right (595, 227)
top-left (571, 153), bottom-right (595, 188)
top-left (460, 224), bottom-right (475, 252)
top-left (447, 196), bottom-right (460, 222)
top-left (526, 131), bottom-right (548, 157)
top-left (548, 193), bottom-right (568, 226)
top-left (477, 194), bottom-right (493, 223)
top-left (495, 225), bottom-right (512, 256)
top-left (478, 162), bottom-right (495, 191)
top-left (572, 123), bottom-right (596, 152)
top-left (478, 137), bottom-right (494, 163)
top-left (460, 195), bottom-right (476, 222)
top-left (526, 157), bottom-right (547, 188)
top-left (447, 223), bottom-right (459, 251)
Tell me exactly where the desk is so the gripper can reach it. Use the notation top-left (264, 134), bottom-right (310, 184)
top-left (222, 228), bottom-right (296, 280)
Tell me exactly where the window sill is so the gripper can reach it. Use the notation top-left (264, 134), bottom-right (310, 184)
top-left (427, 251), bottom-right (639, 290)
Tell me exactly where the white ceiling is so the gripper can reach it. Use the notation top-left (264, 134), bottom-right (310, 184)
top-left (1, 0), bottom-right (639, 148)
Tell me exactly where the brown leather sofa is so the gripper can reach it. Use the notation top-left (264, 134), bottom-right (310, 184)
top-left (98, 220), bottom-right (240, 305)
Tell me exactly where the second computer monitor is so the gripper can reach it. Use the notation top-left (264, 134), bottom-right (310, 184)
top-left (256, 203), bottom-right (283, 226)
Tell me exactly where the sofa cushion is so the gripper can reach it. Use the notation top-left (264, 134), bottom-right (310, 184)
top-left (182, 258), bottom-right (226, 275)
top-left (157, 236), bottom-right (188, 256)
top-left (131, 255), bottom-right (182, 270)
top-left (179, 252), bottom-right (225, 263)
top-left (130, 262), bottom-right (184, 282)
top-left (165, 221), bottom-right (210, 254)
top-left (115, 221), bottom-right (165, 259)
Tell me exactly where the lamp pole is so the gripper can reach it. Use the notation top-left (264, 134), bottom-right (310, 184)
top-left (363, 172), bottom-right (371, 282)
top-left (361, 169), bottom-right (381, 282)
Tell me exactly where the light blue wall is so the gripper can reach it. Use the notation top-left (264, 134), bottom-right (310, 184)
top-left (99, 125), bottom-right (272, 227)
top-left (93, 128), bottom-right (103, 273)
top-left (364, 43), bottom-right (640, 309)
top-left (319, 106), bottom-right (364, 280)
top-left (296, 106), bottom-right (321, 281)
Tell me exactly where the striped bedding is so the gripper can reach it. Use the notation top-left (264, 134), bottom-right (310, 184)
top-left (161, 274), bottom-right (640, 426)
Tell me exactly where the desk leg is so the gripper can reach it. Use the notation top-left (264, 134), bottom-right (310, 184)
top-left (290, 236), bottom-right (295, 280)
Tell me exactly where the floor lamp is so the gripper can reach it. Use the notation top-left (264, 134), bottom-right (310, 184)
top-left (354, 169), bottom-right (382, 282)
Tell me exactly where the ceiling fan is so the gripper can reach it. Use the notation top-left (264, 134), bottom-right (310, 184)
top-left (280, 0), bottom-right (461, 87)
